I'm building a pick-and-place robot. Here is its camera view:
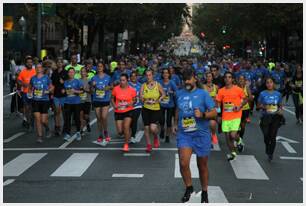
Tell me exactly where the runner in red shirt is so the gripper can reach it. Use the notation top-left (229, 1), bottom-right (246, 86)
top-left (111, 73), bottom-right (137, 152)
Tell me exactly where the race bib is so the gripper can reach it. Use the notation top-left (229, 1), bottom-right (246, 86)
top-left (182, 117), bottom-right (197, 132)
top-left (34, 89), bottom-right (43, 98)
top-left (296, 81), bottom-right (302, 88)
top-left (161, 95), bottom-right (170, 104)
top-left (66, 89), bottom-right (75, 97)
top-left (80, 92), bottom-right (87, 100)
top-left (266, 104), bottom-right (278, 113)
top-left (118, 101), bottom-right (128, 110)
top-left (224, 102), bottom-right (234, 112)
top-left (145, 98), bottom-right (155, 105)
top-left (96, 89), bottom-right (105, 98)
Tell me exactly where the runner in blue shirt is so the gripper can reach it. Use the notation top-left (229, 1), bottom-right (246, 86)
top-left (270, 63), bottom-right (285, 92)
top-left (62, 67), bottom-right (84, 141)
top-left (159, 68), bottom-right (177, 143)
top-left (111, 60), bottom-right (132, 86)
top-left (129, 71), bottom-right (143, 143)
top-left (173, 69), bottom-right (217, 203)
top-left (258, 77), bottom-right (284, 162)
top-left (29, 64), bottom-right (54, 143)
top-left (90, 62), bottom-right (113, 143)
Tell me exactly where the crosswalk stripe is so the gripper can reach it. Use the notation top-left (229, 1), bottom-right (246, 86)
top-left (188, 186), bottom-right (228, 203)
top-left (112, 174), bottom-right (144, 178)
top-left (51, 153), bottom-right (98, 177)
top-left (280, 142), bottom-right (297, 153)
top-left (175, 154), bottom-right (198, 178)
top-left (280, 156), bottom-right (303, 160)
top-left (230, 155), bottom-right (269, 180)
top-left (4, 153), bottom-right (47, 177)
top-left (4, 132), bottom-right (26, 143)
top-left (3, 179), bottom-right (16, 186)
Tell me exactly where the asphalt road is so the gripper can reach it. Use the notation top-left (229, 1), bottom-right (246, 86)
top-left (3, 92), bottom-right (303, 203)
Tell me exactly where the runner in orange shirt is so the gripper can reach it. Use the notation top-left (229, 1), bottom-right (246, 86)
top-left (111, 73), bottom-right (137, 152)
top-left (216, 71), bottom-right (247, 161)
top-left (17, 56), bottom-right (36, 130)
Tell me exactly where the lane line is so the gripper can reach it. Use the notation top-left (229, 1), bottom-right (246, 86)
top-left (3, 179), bottom-right (16, 186)
top-left (4, 153), bottom-right (47, 177)
top-left (4, 132), bottom-right (26, 143)
top-left (187, 186), bottom-right (228, 203)
top-left (230, 155), bottom-right (269, 180)
top-left (283, 107), bottom-right (295, 115)
top-left (51, 153), bottom-right (98, 177)
top-left (280, 142), bottom-right (297, 153)
top-left (276, 136), bottom-right (299, 143)
top-left (280, 156), bottom-right (303, 160)
top-left (58, 107), bottom-right (113, 149)
top-left (123, 153), bottom-right (150, 157)
top-left (175, 154), bottom-right (198, 178)
top-left (4, 147), bottom-right (179, 151)
top-left (112, 173), bottom-right (144, 178)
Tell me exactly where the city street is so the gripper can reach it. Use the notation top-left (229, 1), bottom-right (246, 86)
top-left (3, 93), bottom-right (303, 203)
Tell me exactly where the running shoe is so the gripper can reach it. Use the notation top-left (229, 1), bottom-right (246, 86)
top-left (268, 154), bottom-right (273, 162)
top-left (211, 133), bottom-right (218, 144)
top-left (201, 191), bottom-right (209, 203)
top-left (63, 133), bottom-right (71, 141)
top-left (130, 137), bottom-right (136, 144)
top-left (227, 151), bottom-right (237, 161)
top-left (45, 128), bottom-right (51, 138)
top-left (105, 136), bottom-right (111, 142)
top-left (181, 186), bottom-right (194, 203)
top-left (122, 143), bottom-right (129, 152)
top-left (146, 144), bottom-right (152, 153)
top-left (36, 138), bottom-right (43, 143)
top-left (237, 138), bottom-right (244, 153)
top-left (246, 117), bottom-right (251, 123)
top-left (76, 132), bottom-right (81, 141)
top-left (97, 136), bottom-right (103, 143)
top-left (153, 136), bottom-right (160, 148)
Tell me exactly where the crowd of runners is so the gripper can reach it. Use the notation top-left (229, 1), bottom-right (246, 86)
top-left (8, 50), bottom-right (303, 203)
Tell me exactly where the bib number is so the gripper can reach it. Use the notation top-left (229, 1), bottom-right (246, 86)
top-left (66, 89), bottom-right (75, 97)
top-left (266, 104), bottom-right (278, 113)
top-left (34, 89), bottom-right (43, 98)
top-left (161, 95), bottom-right (170, 104)
top-left (182, 117), bottom-right (197, 132)
top-left (80, 92), bottom-right (87, 100)
top-left (96, 89), bottom-right (105, 98)
top-left (224, 102), bottom-right (234, 112)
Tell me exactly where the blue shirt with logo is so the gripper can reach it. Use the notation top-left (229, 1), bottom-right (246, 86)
top-left (258, 90), bottom-right (282, 116)
top-left (64, 79), bottom-right (83, 104)
top-left (159, 80), bottom-right (177, 108)
top-left (270, 70), bottom-right (285, 91)
top-left (129, 81), bottom-right (142, 109)
top-left (30, 75), bottom-right (51, 101)
top-left (91, 74), bottom-right (112, 102)
top-left (176, 88), bottom-right (215, 135)
top-left (171, 74), bottom-right (181, 88)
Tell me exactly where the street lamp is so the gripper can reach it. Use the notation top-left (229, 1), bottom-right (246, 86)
top-left (19, 16), bottom-right (26, 35)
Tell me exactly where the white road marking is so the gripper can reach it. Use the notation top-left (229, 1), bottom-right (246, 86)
top-left (4, 153), bottom-right (47, 176)
top-left (175, 154), bottom-right (198, 178)
top-left (58, 107), bottom-right (113, 149)
top-left (280, 142), bottom-right (297, 153)
top-left (112, 173), bottom-right (144, 178)
top-left (135, 130), bottom-right (144, 142)
top-left (283, 107), bottom-right (295, 115)
top-left (230, 155), bottom-right (269, 180)
top-left (187, 186), bottom-right (228, 203)
top-left (276, 136), bottom-right (299, 143)
top-left (280, 156), bottom-right (303, 160)
top-left (123, 153), bottom-right (150, 157)
top-left (51, 153), bottom-right (98, 177)
top-left (4, 132), bottom-right (26, 143)
top-left (4, 147), bottom-right (179, 151)
top-left (3, 179), bottom-right (15, 186)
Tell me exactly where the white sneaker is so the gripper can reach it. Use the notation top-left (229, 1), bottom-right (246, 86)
top-left (76, 132), bottom-right (81, 141)
top-left (130, 137), bottom-right (136, 144)
top-left (63, 134), bottom-right (71, 141)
